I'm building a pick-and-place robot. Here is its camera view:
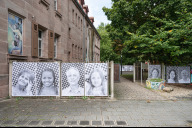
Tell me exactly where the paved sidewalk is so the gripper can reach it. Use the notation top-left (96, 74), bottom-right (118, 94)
top-left (0, 99), bottom-right (192, 127)
top-left (0, 77), bottom-right (192, 127)
top-left (115, 77), bottom-right (167, 100)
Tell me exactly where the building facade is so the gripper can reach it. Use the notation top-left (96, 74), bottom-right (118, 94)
top-left (0, 0), bottom-right (101, 98)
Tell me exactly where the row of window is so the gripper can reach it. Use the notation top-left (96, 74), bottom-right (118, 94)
top-left (72, 9), bottom-right (83, 31)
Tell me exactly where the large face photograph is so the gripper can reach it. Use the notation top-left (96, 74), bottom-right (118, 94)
top-left (191, 67), bottom-right (192, 83)
top-left (178, 66), bottom-right (190, 84)
top-left (85, 63), bottom-right (108, 96)
top-left (36, 63), bottom-right (60, 96)
top-left (166, 66), bottom-right (178, 83)
top-left (8, 13), bottom-right (23, 55)
top-left (12, 62), bottom-right (36, 96)
top-left (148, 65), bottom-right (161, 79)
top-left (61, 63), bottom-right (85, 96)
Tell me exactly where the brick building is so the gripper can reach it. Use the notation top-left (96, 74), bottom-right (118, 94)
top-left (0, 0), bottom-right (101, 98)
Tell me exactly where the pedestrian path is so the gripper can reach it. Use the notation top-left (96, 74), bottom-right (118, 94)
top-left (0, 99), bottom-right (192, 127)
top-left (115, 77), bottom-right (167, 100)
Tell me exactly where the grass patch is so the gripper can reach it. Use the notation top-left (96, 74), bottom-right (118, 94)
top-left (149, 78), bottom-right (164, 82)
top-left (82, 96), bottom-right (88, 100)
top-left (121, 74), bottom-right (133, 81)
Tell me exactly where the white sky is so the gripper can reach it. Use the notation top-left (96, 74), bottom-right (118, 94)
top-left (84, 0), bottom-right (112, 29)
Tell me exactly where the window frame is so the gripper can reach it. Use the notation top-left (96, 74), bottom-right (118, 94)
top-left (54, 0), bottom-right (58, 10)
top-left (54, 36), bottom-right (58, 58)
top-left (38, 30), bottom-right (43, 57)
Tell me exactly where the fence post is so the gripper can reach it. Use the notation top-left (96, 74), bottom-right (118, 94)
top-left (133, 63), bottom-right (135, 83)
top-left (110, 61), bottom-right (114, 99)
top-left (9, 61), bottom-right (13, 98)
top-left (141, 62), bottom-right (142, 85)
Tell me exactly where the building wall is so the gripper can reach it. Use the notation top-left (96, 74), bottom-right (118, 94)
top-left (0, 0), bottom-right (101, 98)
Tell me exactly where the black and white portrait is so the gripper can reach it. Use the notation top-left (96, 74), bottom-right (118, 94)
top-left (85, 63), bottom-right (108, 96)
top-left (12, 62), bottom-right (36, 96)
top-left (178, 67), bottom-right (190, 83)
top-left (148, 65), bottom-right (161, 79)
top-left (166, 66), bottom-right (178, 83)
top-left (36, 63), bottom-right (59, 96)
top-left (61, 63), bottom-right (84, 96)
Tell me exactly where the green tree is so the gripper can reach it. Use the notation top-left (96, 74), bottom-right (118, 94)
top-left (97, 23), bottom-right (120, 62)
top-left (103, 0), bottom-right (192, 65)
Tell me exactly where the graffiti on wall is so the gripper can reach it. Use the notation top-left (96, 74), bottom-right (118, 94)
top-left (8, 13), bottom-right (23, 55)
top-left (146, 80), bottom-right (165, 90)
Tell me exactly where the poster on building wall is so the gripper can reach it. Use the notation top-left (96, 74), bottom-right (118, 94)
top-left (85, 63), bottom-right (108, 96)
top-left (8, 13), bottom-right (23, 55)
top-left (61, 63), bottom-right (85, 96)
top-left (12, 62), bottom-right (36, 96)
top-left (148, 65), bottom-right (161, 79)
top-left (166, 66), bottom-right (190, 84)
top-left (36, 63), bottom-right (60, 96)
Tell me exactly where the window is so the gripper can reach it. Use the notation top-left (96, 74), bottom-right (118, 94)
top-left (54, 0), bottom-right (58, 10)
top-left (76, 13), bottom-right (77, 26)
top-left (81, 19), bottom-right (82, 31)
top-left (78, 17), bottom-right (80, 28)
top-left (72, 9), bottom-right (74, 23)
top-left (69, 27), bottom-right (71, 39)
top-left (54, 36), bottom-right (58, 58)
top-left (38, 30), bottom-right (43, 57)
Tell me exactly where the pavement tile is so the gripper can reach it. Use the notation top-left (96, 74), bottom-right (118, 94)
top-left (80, 121), bottom-right (89, 125)
top-left (41, 121), bottom-right (53, 125)
top-left (104, 121), bottom-right (115, 126)
top-left (2, 120), bottom-right (15, 125)
top-left (117, 121), bottom-right (127, 125)
top-left (28, 121), bottom-right (40, 125)
top-left (15, 120), bottom-right (28, 125)
top-left (54, 121), bottom-right (65, 125)
top-left (67, 121), bottom-right (78, 125)
top-left (92, 121), bottom-right (102, 126)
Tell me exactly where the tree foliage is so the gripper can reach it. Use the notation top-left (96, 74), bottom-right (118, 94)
top-left (97, 23), bottom-right (120, 63)
top-left (103, 0), bottom-right (192, 65)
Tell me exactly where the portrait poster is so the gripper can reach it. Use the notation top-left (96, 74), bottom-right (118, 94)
top-left (178, 66), bottom-right (190, 84)
top-left (120, 65), bottom-right (133, 71)
top-left (166, 66), bottom-right (190, 84)
top-left (148, 65), bottom-right (161, 79)
top-left (85, 63), bottom-right (108, 96)
top-left (191, 66), bottom-right (192, 83)
top-left (12, 62), bottom-right (36, 96)
top-left (36, 63), bottom-right (60, 96)
top-left (8, 13), bottom-right (23, 55)
top-left (61, 63), bottom-right (85, 96)
top-left (166, 66), bottom-right (178, 83)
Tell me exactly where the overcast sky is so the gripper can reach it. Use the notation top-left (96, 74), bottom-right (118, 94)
top-left (84, 0), bottom-right (112, 29)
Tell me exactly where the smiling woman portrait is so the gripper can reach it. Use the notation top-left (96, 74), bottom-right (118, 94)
top-left (12, 69), bottom-right (35, 96)
top-left (37, 68), bottom-right (58, 96)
